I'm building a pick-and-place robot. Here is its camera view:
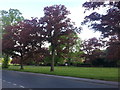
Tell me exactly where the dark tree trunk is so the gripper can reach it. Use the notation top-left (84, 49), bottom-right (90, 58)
top-left (67, 41), bottom-right (71, 66)
top-left (68, 58), bottom-right (71, 66)
top-left (20, 54), bottom-right (24, 70)
top-left (50, 44), bottom-right (55, 72)
top-left (118, 33), bottom-right (120, 41)
top-left (32, 52), bottom-right (38, 66)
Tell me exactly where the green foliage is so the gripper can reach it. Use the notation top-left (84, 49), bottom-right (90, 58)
top-left (0, 8), bottom-right (24, 39)
top-left (68, 38), bottom-right (84, 64)
top-left (54, 56), bottom-right (64, 65)
top-left (44, 56), bottom-right (51, 64)
top-left (0, 9), bottom-right (24, 26)
top-left (56, 33), bottom-right (84, 65)
top-left (2, 55), bottom-right (10, 68)
top-left (44, 55), bottom-right (64, 66)
top-left (46, 33), bottom-right (84, 66)
top-left (117, 60), bottom-right (120, 67)
top-left (72, 61), bottom-right (84, 66)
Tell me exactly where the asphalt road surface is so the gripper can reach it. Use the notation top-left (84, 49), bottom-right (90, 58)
top-left (2, 70), bottom-right (118, 88)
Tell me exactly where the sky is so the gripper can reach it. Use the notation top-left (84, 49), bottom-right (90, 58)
top-left (0, 0), bottom-right (101, 40)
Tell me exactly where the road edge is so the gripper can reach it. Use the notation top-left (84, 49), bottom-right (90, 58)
top-left (3, 70), bottom-right (119, 86)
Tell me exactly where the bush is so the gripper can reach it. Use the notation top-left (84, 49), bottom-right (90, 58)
top-left (2, 55), bottom-right (10, 68)
top-left (117, 60), bottom-right (120, 67)
top-left (91, 58), bottom-right (105, 67)
top-left (72, 62), bottom-right (91, 67)
top-left (91, 58), bottom-right (118, 67)
top-left (43, 55), bottom-right (64, 66)
top-left (72, 62), bottom-right (82, 66)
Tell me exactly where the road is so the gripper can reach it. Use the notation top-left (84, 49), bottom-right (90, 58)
top-left (2, 70), bottom-right (118, 88)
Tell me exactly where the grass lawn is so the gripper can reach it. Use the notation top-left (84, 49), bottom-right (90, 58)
top-left (4, 65), bottom-right (119, 82)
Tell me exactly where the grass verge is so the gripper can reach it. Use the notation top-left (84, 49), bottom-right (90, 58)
top-left (3, 65), bottom-right (119, 82)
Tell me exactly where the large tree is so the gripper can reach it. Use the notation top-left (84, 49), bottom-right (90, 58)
top-left (0, 9), bottom-right (24, 27)
top-left (1, 9), bottom-right (24, 68)
top-left (4, 18), bottom-right (46, 69)
top-left (81, 37), bottom-right (104, 63)
top-left (2, 26), bottom-right (15, 68)
top-left (105, 36), bottom-right (120, 66)
top-left (40, 5), bottom-right (80, 71)
top-left (82, 1), bottom-right (120, 66)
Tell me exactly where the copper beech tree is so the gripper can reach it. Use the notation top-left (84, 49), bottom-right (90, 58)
top-left (82, 1), bottom-right (120, 39)
top-left (81, 37), bottom-right (105, 63)
top-left (106, 37), bottom-right (120, 66)
top-left (82, 1), bottom-right (120, 65)
top-left (1, 9), bottom-right (24, 68)
top-left (2, 26), bottom-right (15, 68)
top-left (40, 5), bottom-right (80, 71)
top-left (3, 18), bottom-right (46, 69)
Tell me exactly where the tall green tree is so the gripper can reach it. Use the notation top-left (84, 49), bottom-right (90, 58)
top-left (56, 32), bottom-right (82, 66)
top-left (0, 9), bottom-right (24, 27)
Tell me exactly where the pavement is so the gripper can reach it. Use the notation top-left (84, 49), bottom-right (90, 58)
top-left (2, 70), bottom-right (119, 88)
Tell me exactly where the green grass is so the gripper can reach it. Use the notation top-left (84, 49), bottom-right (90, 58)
top-left (4, 65), bottom-right (119, 82)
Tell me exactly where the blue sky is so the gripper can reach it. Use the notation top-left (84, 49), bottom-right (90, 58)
top-left (0, 0), bottom-right (85, 18)
top-left (0, 0), bottom-right (101, 40)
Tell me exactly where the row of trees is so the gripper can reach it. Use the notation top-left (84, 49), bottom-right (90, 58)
top-left (1, 1), bottom-right (120, 71)
top-left (1, 5), bottom-right (81, 71)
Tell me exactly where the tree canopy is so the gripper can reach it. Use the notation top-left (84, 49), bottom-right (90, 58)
top-left (40, 5), bottom-right (80, 71)
top-left (82, 1), bottom-right (120, 40)
top-left (82, 1), bottom-right (120, 66)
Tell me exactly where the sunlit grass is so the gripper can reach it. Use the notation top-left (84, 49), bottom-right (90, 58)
top-left (4, 65), bottom-right (119, 82)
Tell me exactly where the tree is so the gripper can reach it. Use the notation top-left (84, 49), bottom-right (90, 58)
top-left (1, 9), bottom-right (24, 68)
top-left (43, 31), bottom-right (81, 67)
top-left (82, 1), bottom-right (120, 66)
top-left (0, 9), bottom-right (24, 27)
top-left (2, 27), bottom-right (15, 68)
top-left (81, 37), bottom-right (104, 64)
top-left (56, 31), bottom-right (82, 66)
top-left (24, 47), bottom-right (49, 66)
top-left (40, 5), bottom-right (80, 71)
top-left (82, 1), bottom-right (120, 41)
top-left (4, 18), bottom-right (46, 69)
top-left (105, 37), bottom-right (120, 66)
top-left (11, 56), bottom-right (20, 65)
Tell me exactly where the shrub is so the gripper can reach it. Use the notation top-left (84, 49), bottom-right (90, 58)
top-left (2, 55), bottom-right (10, 68)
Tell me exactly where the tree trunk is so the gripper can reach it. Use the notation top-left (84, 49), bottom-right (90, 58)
top-left (68, 58), bottom-right (71, 66)
top-left (67, 41), bottom-right (71, 66)
top-left (118, 33), bottom-right (120, 41)
top-left (20, 55), bottom-right (24, 70)
top-left (50, 45), bottom-right (55, 72)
